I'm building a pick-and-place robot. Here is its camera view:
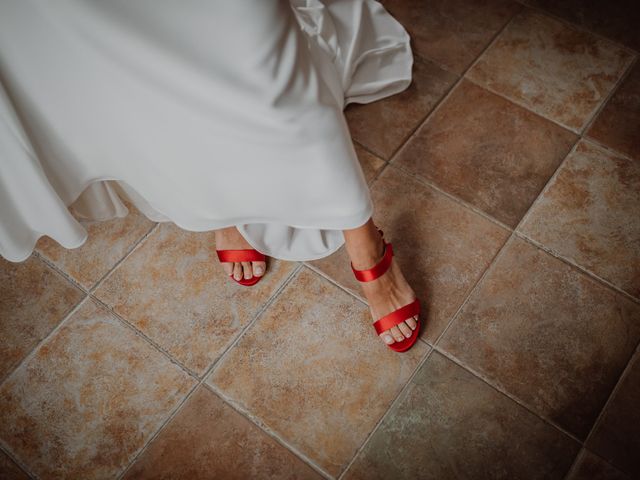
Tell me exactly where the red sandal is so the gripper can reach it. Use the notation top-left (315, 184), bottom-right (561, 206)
top-left (216, 249), bottom-right (267, 286)
top-left (351, 228), bottom-right (421, 352)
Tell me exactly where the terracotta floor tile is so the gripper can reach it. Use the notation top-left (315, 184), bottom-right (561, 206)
top-left (439, 236), bottom-right (640, 439)
top-left (306, 244), bottom-right (363, 303)
top-left (524, 0), bottom-right (640, 52)
top-left (123, 386), bottom-right (321, 480)
top-left (588, 352), bottom-right (640, 477)
top-left (381, 0), bottom-right (520, 74)
top-left (36, 203), bottom-right (155, 290)
top-left (588, 62), bottom-right (640, 160)
top-left (0, 450), bottom-right (29, 480)
top-left (207, 267), bottom-right (428, 476)
top-left (519, 140), bottom-right (640, 299)
top-left (345, 56), bottom-right (457, 160)
top-left (0, 298), bottom-right (195, 479)
top-left (394, 79), bottom-right (577, 227)
top-left (344, 351), bottom-right (579, 479)
top-left (354, 143), bottom-right (385, 185)
top-left (310, 166), bottom-right (510, 342)
top-left (0, 255), bottom-right (84, 381)
top-left (567, 450), bottom-right (631, 480)
top-left (94, 223), bottom-right (298, 375)
top-left (467, 11), bottom-right (634, 131)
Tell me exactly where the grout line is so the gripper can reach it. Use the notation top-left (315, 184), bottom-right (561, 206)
top-left (514, 131), bottom-right (583, 232)
top-left (514, 231), bottom-right (640, 305)
top-left (463, 75), bottom-right (581, 134)
top-left (33, 220), bottom-right (159, 297)
top-left (338, 347), bottom-right (437, 479)
top-left (0, 255), bottom-right (87, 386)
top-left (300, 263), bottom-right (433, 349)
top-left (203, 382), bottom-right (333, 480)
top-left (581, 351), bottom-right (640, 479)
top-left (349, 48), bottom-right (465, 165)
top-left (352, 138), bottom-right (386, 168)
top-left (89, 295), bottom-right (201, 380)
top-left (389, 162), bottom-right (516, 233)
top-left (426, 134), bottom-right (586, 440)
top-left (563, 447), bottom-right (587, 480)
top-left (517, 1), bottom-right (640, 57)
top-left (369, 7), bottom-right (522, 194)
top-left (115, 381), bottom-right (202, 480)
top-left (33, 250), bottom-right (89, 294)
top-left (582, 341), bottom-right (640, 454)
top-left (511, 134), bottom-right (639, 305)
top-left (89, 222), bottom-right (159, 294)
top-left (0, 296), bottom-right (89, 390)
top-left (564, 446), bottom-right (635, 480)
top-left (192, 263), bottom-right (335, 478)
top-left (383, 71), bottom-right (464, 169)
top-left (585, 134), bottom-right (640, 166)
top-left (374, 53), bottom-right (462, 162)
top-left (384, 0), bottom-right (527, 160)
top-left (302, 261), bottom-right (367, 304)
top-left (433, 346), bottom-right (584, 445)
top-left (460, 6), bottom-right (639, 137)
top-left (116, 262), bottom-right (306, 479)
top-left (0, 296), bottom-right (91, 480)
top-left (412, 49), bottom-right (461, 80)
top-left (431, 232), bottom-right (515, 348)
top-left (579, 55), bottom-right (638, 136)
top-left (352, 138), bottom-right (392, 187)
top-left (201, 262), bottom-right (304, 382)
top-left (0, 442), bottom-right (38, 480)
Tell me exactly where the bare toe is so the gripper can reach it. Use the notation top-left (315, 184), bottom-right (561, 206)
top-left (379, 332), bottom-right (395, 344)
top-left (398, 322), bottom-right (413, 339)
top-left (221, 262), bottom-right (233, 276)
top-left (233, 262), bottom-right (243, 281)
top-left (252, 261), bottom-right (265, 276)
top-left (406, 316), bottom-right (417, 330)
top-left (390, 326), bottom-right (405, 343)
top-left (241, 261), bottom-right (253, 279)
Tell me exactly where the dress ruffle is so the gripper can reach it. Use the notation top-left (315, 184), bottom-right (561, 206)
top-left (0, 0), bottom-right (412, 262)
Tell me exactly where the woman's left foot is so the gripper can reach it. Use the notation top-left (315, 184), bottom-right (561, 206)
top-left (350, 232), bottom-right (419, 346)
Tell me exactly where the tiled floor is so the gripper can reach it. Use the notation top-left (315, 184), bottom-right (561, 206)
top-left (1, 1), bottom-right (639, 478)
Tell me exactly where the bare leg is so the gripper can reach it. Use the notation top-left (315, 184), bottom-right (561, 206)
top-left (214, 226), bottom-right (267, 281)
top-left (343, 217), bottom-right (418, 345)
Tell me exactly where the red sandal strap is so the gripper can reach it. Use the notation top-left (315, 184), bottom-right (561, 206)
top-left (216, 249), bottom-right (265, 263)
top-left (372, 299), bottom-right (420, 335)
top-left (351, 241), bottom-right (394, 282)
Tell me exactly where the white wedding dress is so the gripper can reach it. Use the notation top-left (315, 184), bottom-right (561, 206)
top-left (0, 0), bottom-right (412, 262)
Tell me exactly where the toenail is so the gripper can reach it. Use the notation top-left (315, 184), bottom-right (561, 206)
top-left (255, 266), bottom-right (263, 274)
top-left (384, 335), bottom-right (393, 344)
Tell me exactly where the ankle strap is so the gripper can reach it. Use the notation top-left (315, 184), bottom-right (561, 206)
top-left (351, 239), bottom-right (394, 282)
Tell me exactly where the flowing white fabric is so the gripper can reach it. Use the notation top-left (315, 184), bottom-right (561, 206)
top-left (0, 0), bottom-right (412, 262)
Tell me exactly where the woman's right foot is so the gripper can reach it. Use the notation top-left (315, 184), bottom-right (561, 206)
top-left (214, 226), bottom-right (266, 281)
